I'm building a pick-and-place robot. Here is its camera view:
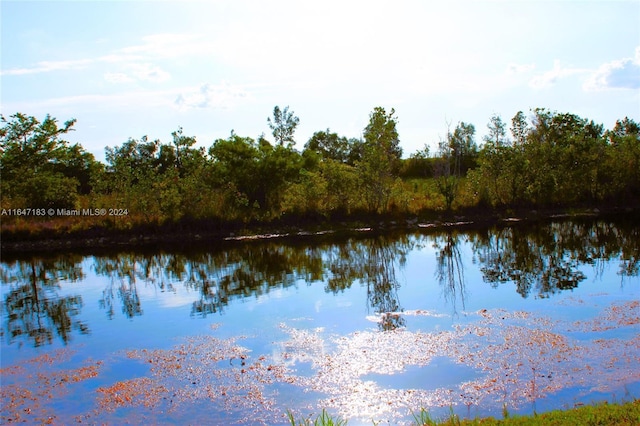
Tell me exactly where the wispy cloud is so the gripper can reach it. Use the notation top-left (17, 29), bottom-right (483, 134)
top-left (174, 82), bottom-right (249, 111)
top-left (129, 63), bottom-right (171, 83)
top-left (104, 64), bottom-right (171, 84)
top-left (104, 72), bottom-right (134, 84)
top-left (1, 33), bottom-right (207, 78)
top-left (584, 46), bottom-right (640, 91)
top-left (118, 33), bottom-right (215, 58)
top-left (4, 89), bottom-right (178, 111)
top-left (529, 60), bottom-right (588, 89)
top-left (506, 63), bottom-right (535, 75)
top-left (1, 58), bottom-right (93, 76)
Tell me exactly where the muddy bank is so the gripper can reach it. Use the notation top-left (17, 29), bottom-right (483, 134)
top-left (1, 206), bottom-right (637, 255)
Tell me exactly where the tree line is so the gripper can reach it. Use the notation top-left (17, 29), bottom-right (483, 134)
top-left (1, 106), bottom-right (638, 228)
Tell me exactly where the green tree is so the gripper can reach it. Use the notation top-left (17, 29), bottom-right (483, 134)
top-left (511, 110), bottom-right (529, 146)
top-left (605, 117), bottom-right (640, 202)
top-left (281, 168), bottom-right (329, 216)
top-left (304, 129), bottom-right (351, 163)
top-left (346, 137), bottom-right (365, 166)
top-left (434, 132), bottom-right (459, 211)
top-left (267, 106), bottom-right (299, 147)
top-left (321, 159), bottom-right (358, 215)
top-left (103, 131), bottom-right (202, 222)
top-left (59, 143), bottom-right (104, 195)
top-left (209, 132), bottom-right (261, 215)
top-left (505, 111), bottom-right (529, 205)
top-left (484, 114), bottom-right (509, 148)
top-left (210, 132), bottom-right (303, 218)
top-left (434, 121), bottom-right (475, 210)
top-left (258, 141), bottom-right (303, 215)
top-left (450, 121), bottom-right (477, 174)
top-left (0, 113), bottom-right (97, 209)
top-left (525, 109), bottom-right (606, 205)
top-left (169, 126), bottom-right (202, 176)
top-left (473, 114), bottom-right (516, 206)
top-left (358, 107), bottom-right (402, 213)
top-left (104, 136), bottom-right (159, 191)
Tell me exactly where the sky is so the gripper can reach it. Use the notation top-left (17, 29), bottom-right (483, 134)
top-left (2, 0), bottom-right (639, 162)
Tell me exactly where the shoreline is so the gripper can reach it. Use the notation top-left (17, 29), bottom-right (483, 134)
top-left (2, 205), bottom-right (637, 255)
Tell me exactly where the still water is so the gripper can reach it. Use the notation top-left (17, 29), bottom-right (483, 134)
top-left (1, 218), bottom-right (639, 425)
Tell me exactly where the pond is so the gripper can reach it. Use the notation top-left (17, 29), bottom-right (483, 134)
top-left (1, 218), bottom-right (639, 425)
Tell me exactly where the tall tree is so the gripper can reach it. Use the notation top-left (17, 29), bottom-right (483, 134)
top-left (484, 114), bottom-right (509, 147)
top-left (450, 121), bottom-right (477, 174)
top-left (170, 126), bottom-right (198, 175)
top-left (434, 123), bottom-right (458, 211)
top-left (267, 106), bottom-right (299, 147)
top-left (358, 107), bottom-right (402, 213)
top-left (510, 111), bottom-right (529, 146)
top-left (433, 121), bottom-right (476, 210)
top-left (605, 117), bottom-right (640, 201)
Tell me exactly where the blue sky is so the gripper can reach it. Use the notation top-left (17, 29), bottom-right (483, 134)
top-left (2, 0), bottom-right (639, 161)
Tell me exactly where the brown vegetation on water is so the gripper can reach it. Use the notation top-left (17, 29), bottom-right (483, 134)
top-left (0, 349), bottom-right (101, 424)
top-left (1, 298), bottom-right (638, 425)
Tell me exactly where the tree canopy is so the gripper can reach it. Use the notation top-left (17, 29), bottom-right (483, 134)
top-left (1, 108), bottom-right (638, 228)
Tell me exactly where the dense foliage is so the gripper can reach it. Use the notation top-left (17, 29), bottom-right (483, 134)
top-left (1, 107), bottom-right (638, 231)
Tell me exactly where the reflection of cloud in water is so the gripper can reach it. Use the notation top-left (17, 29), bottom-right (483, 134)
top-left (256, 287), bottom-right (287, 303)
top-left (335, 298), bottom-right (353, 308)
top-left (157, 291), bottom-right (196, 308)
top-left (2, 301), bottom-right (638, 425)
top-left (279, 302), bottom-right (640, 424)
top-left (366, 309), bottom-right (449, 324)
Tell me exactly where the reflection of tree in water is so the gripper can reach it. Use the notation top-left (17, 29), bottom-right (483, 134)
top-left (362, 238), bottom-right (406, 331)
top-left (91, 244), bottom-right (326, 318)
top-left (472, 219), bottom-right (640, 298)
top-left (1, 256), bottom-right (89, 347)
top-left (94, 255), bottom-right (148, 319)
top-left (322, 235), bottom-right (412, 330)
top-left (433, 230), bottom-right (467, 315)
top-left (473, 225), bottom-right (587, 298)
top-left (86, 235), bottom-right (412, 330)
top-left (184, 244), bottom-right (326, 317)
top-left (4, 218), bottom-right (636, 339)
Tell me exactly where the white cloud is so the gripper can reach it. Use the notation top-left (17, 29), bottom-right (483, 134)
top-left (174, 82), bottom-right (249, 111)
top-left (119, 33), bottom-right (214, 58)
top-left (1, 33), bottom-right (204, 78)
top-left (4, 89), bottom-right (177, 111)
top-left (529, 60), bottom-right (588, 89)
top-left (129, 63), bottom-right (171, 83)
top-left (1, 58), bottom-right (93, 76)
top-left (103, 63), bottom-right (170, 84)
top-left (584, 46), bottom-right (640, 91)
top-left (506, 63), bottom-right (535, 75)
top-left (98, 53), bottom-right (145, 64)
top-left (104, 72), bottom-right (134, 83)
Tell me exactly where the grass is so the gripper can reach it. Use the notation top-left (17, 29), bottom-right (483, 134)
top-left (288, 399), bottom-right (640, 425)
top-left (287, 409), bottom-right (348, 426)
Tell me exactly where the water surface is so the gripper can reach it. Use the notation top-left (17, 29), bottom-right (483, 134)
top-left (1, 218), bottom-right (639, 424)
